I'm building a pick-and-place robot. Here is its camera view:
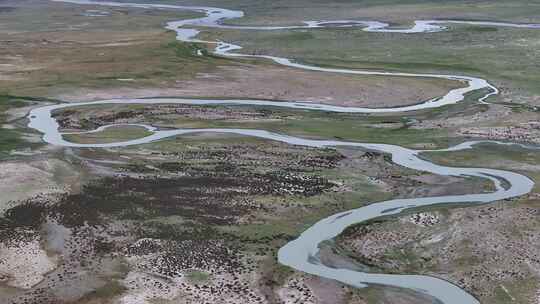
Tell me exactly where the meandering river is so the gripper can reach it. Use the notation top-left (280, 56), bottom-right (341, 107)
top-left (29, 1), bottom-right (540, 303)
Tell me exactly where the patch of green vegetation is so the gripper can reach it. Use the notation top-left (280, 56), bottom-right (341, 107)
top-left (82, 280), bottom-right (127, 300)
top-left (201, 23), bottom-right (540, 100)
top-left (0, 96), bottom-right (28, 111)
top-left (347, 283), bottom-right (439, 303)
top-left (0, 129), bottom-right (23, 155)
top-left (489, 277), bottom-right (538, 304)
top-left (0, 94), bottom-right (35, 156)
top-left (58, 103), bottom-right (459, 148)
top-left (185, 270), bottom-right (211, 283)
top-left (222, 182), bottom-right (390, 255)
top-left (63, 125), bottom-right (153, 144)
top-left (165, 0), bottom-right (540, 26)
top-left (423, 143), bottom-right (540, 194)
top-left (166, 41), bottom-right (209, 59)
top-left (382, 247), bottom-right (427, 272)
top-left (0, 2), bottom-right (236, 97)
top-left (464, 26), bottom-right (499, 32)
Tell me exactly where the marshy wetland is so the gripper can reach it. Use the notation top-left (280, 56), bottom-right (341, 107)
top-left (1, 0), bottom-right (540, 304)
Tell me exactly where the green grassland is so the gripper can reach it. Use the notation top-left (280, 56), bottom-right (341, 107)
top-left (62, 125), bottom-right (153, 144)
top-left (133, 0), bottom-right (540, 25)
top-left (199, 25), bottom-right (540, 102)
top-left (0, 95), bottom-right (39, 155)
top-left (54, 102), bottom-right (475, 148)
top-left (0, 0), bottom-right (469, 103)
top-left (423, 142), bottom-right (540, 191)
top-left (100, 133), bottom-right (394, 245)
top-left (5, 0), bottom-right (535, 104)
top-left (0, 1), bottom-right (239, 97)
